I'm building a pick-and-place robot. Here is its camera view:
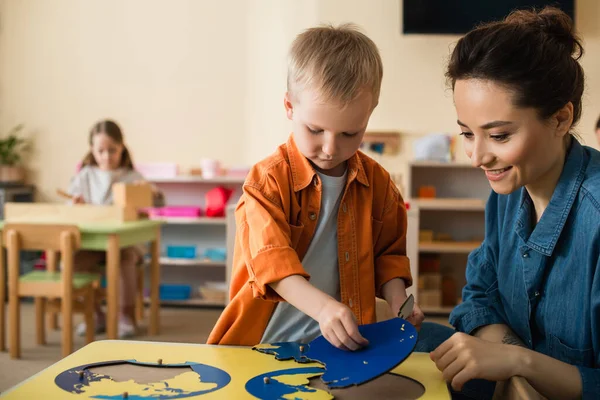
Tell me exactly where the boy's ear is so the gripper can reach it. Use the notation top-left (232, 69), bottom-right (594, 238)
top-left (284, 92), bottom-right (294, 120)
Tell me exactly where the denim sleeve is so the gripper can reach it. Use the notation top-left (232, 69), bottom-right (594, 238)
top-left (578, 255), bottom-right (600, 399)
top-left (449, 244), bottom-right (506, 334)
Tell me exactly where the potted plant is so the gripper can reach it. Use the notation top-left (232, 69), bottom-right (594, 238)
top-left (0, 124), bottom-right (30, 183)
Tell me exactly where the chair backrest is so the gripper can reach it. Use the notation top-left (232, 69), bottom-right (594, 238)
top-left (2, 224), bottom-right (81, 251)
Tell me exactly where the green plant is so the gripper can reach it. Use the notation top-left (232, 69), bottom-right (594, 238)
top-left (0, 124), bottom-right (30, 166)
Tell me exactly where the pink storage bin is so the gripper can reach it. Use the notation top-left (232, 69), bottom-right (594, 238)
top-left (135, 162), bottom-right (179, 178)
top-left (160, 206), bottom-right (202, 217)
top-left (142, 207), bottom-right (163, 218)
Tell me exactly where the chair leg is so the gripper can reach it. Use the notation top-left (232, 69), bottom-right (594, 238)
top-left (135, 266), bottom-right (144, 324)
top-left (35, 297), bottom-right (46, 345)
top-left (7, 231), bottom-right (21, 359)
top-left (85, 290), bottom-right (95, 345)
top-left (46, 251), bottom-right (59, 331)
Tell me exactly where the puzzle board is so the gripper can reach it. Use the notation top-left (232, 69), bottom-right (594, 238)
top-left (1, 340), bottom-right (450, 399)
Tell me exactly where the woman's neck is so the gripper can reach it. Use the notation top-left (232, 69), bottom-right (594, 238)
top-left (526, 137), bottom-right (571, 223)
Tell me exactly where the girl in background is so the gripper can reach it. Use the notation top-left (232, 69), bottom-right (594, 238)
top-left (68, 119), bottom-right (164, 338)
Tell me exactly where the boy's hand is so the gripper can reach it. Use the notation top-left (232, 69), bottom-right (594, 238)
top-left (317, 298), bottom-right (369, 351)
top-left (405, 303), bottom-right (425, 331)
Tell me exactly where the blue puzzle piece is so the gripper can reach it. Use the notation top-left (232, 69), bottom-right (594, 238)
top-left (254, 318), bottom-right (418, 389)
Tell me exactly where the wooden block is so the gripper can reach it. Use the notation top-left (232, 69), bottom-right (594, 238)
top-left (112, 183), bottom-right (153, 209)
top-left (418, 185), bottom-right (436, 198)
top-left (5, 203), bottom-right (138, 223)
top-left (419, 254), bottom-right (440, 274)
top-left (419, 290), bottom-right (441, 307)
top-left (421, 273), bottom-right (442, 290)
top-left (434, 232), bottom-right (453, 241)
top-left (419, 230), bottom-right (434, 242)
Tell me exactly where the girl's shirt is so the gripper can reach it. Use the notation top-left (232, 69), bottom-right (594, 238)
top-left (68, 166), bottom-right (146, 205)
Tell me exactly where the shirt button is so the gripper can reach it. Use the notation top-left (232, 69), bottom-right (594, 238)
top-left (345, 252), bottom-right (350, 262)
top-left (534, 291), bottom-right (540, 297)
top-left (522, 252), bottom-right (529, 258)
top-left (309, 212), bottom-right (317, 220)
top-left (348, 298), bottom-right (353, 307)
top-left (342, 203), bottom-right (347, 213)
top-left (313, 177), bottom-right (318, 186)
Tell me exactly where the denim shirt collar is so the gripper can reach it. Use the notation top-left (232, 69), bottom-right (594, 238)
top-left (516, 138), bottom-right (587, 256)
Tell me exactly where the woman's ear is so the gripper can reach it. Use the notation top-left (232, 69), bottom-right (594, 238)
top-left (553, 102), bottom-right (574, 138)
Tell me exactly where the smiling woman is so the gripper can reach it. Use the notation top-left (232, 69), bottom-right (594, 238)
top-left (412, 6), bottom-right (600, 400)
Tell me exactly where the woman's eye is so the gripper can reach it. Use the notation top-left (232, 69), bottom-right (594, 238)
top-left (491, 134), bottom-right (509, 142)
top-left (459, 131), bottom-right (474, 139)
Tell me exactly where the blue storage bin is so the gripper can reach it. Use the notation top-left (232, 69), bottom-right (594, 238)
top-left (159, 284), bottom-right (192, 300)
top-left (203, 247), bottom-right (227, 262)
top-left (166, 245), bottom-right (197, 259)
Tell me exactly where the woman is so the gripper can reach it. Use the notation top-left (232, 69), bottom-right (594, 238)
top-left (416, 7), bottom-right (599, 400)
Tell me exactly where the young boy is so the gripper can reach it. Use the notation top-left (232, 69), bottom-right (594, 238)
top-left (208, 24), bottom-right (423, 350)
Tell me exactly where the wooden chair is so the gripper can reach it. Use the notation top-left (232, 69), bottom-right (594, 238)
top-left (4, 224), bottom-right (100, 359)
top-left (45, 254), bottom-right (147, 331)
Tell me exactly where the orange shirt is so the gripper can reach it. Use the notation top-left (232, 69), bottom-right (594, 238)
top-left (207, 134), bottom-right (412, 346)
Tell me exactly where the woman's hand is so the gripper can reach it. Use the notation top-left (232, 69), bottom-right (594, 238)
top-left (430, 332), bottom-right (521, 391)
top-left (317, 298), bottom-right (369, 351)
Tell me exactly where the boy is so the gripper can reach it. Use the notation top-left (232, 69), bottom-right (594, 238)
top-left (208, 24), bottom-right (423, 349)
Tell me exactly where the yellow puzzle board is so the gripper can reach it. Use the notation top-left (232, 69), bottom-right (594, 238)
top-left (1, 340), bottom-right (450, 399)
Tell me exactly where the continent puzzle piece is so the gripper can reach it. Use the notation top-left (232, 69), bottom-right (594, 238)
top-left (254, 317), bottom-right (418, 389)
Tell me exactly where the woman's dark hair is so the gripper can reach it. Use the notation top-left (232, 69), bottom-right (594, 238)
top-left (446, 6), bottom-right (584, 129)
top-left (596, 114), bottom-right (600, 130)
top-left (81, 119), bottom-right (134, 169)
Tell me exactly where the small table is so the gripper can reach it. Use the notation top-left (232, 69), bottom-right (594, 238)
top-left (0, 220), bottom-right (163, 341)
top-left (1, 340), bottom-right (451, 399)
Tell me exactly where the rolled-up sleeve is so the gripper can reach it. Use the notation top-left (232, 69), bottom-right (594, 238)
top-left (373, 181), bottom-right (412, 295)
top-left (449, 244), bottom-right (505, 334)
top-left (238, 182), bottom-right (309, 302)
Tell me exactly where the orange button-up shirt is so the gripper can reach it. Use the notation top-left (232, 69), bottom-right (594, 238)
top-left (207, 134), bottom-right (412, 346)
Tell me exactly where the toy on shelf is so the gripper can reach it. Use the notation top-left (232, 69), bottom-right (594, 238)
top-left (205, 187), bottom-right (233, 217)
top-left (203, 247), bottom-right (226, 262)
top-left (418, 185), bottom-right (436, 198)
top-left (159, 284), bottom-right (192, 300)
top-left (135, 162), bottom-right (178, 179)
top-left (145, 206), bottom-right (202, 219)
top-left (166, 245), bottom-right (197, 259)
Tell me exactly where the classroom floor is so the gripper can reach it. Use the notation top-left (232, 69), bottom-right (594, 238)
top-left (0, 303), bottom-right (451, 393)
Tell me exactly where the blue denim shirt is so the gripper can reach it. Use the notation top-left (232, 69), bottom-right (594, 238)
top-left (449, 138), bottom-right (600, 398)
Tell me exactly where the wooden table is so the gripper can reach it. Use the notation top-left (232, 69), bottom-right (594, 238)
top-left (0, 219), bottom-right (163, 343)
top-left (0, 340), bottom-right (451, 399)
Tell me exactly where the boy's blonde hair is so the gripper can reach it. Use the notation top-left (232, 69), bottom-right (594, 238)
top-left (287, 23), bottom-right (383, 106)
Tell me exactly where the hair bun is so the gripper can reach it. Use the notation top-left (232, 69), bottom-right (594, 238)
top-left (505, 7), bottom-right (582, 59)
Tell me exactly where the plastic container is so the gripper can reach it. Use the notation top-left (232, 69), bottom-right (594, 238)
top-left (166, 245), bottom-right (197, 259)
top-left (203, 247), bottom-right (227, 262)
top-left (159, 284), bottom-right (192, 300)
top-left (160, 206), bottom-right (202, 218)
top-left (135, 162), bottom-right (179, 178)
top-left (200, 159), bottom-right (222, 179)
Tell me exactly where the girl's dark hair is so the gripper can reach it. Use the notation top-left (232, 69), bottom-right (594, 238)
top-left (446, 6), bottom-right (584, 128)
top-left (81, 119), bottom-right (134, 169)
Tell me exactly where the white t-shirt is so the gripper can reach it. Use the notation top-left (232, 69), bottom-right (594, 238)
top-left (260, 169), bottom-right (347, 344)
top-left (68, 165), bottom-right (146, 205)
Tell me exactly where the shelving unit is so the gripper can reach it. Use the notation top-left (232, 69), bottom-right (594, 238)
top-left (142, 175), bottom-right (245, 308)
top-left (408, 161), bottom-right (490, 315)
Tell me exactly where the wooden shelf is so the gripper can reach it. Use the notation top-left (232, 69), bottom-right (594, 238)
top-left (422, 306), bottom-right (455, 314)
top-left (419, 241), bottom-right (481, 253)
top-left (145, 297), bottom-right (225, 307)
top-left (153, 217), bottom-right (226, 225)
top-left (413, 198), bottom-right (485, 211)
top-left (159, 257), bottom-right (226, 267)
top-left (146, 176), bottom-right (245, 184)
